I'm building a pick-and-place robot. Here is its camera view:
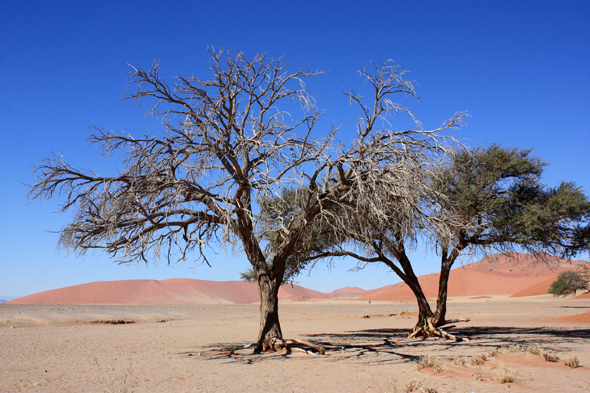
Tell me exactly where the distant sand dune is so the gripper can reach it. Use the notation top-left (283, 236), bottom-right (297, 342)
top-left (8, 279), bottom-right (326, 305)
top-left (9, 253), bottom-right (587, 304)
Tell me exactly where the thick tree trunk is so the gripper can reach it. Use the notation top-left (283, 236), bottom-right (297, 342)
top-left (403, 277), bottom-right (434, 332)
top-left (389, 250), bottom-right (435, 332)
top-left (254, 274), bottom-right (283, 353)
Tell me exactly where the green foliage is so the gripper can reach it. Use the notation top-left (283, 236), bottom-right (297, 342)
top-left (548, 270), bottom-right (588, 297)
top-left (435, 144), bottom-right (590, 258)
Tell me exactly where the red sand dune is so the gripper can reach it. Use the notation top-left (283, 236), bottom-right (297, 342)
top-left (360, 268), bottom-right (553, 301)
top-left (8, 279), bottom-right (326, 305)
top-left (511, 261), bottom-right (590, 298)
top-left (330, 286), bottom-right (366, 295)
top-left (467, 252), bottom-right (586, 277)
top-left (9, 253), bottom-right (586, 304)
top-left (325, 286), bottom-right (366, 298)
top-left (510, 275), bottom-right (559, 297)
top-left (560, 311), bottom-right (590, 324)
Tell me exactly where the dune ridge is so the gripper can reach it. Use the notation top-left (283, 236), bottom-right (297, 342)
top-left (8, 279), bottom-right (326, 305)
top-left (9, 253), bottom-right (587, 304)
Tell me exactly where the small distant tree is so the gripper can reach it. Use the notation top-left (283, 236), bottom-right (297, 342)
top-left (549, 267), bottom-right (590, 297)
top-left (28, 49), bottom-right (465, 352)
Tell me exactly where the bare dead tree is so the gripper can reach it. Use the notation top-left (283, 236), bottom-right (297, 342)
top-left (28, 49), bottom-right (466, 352)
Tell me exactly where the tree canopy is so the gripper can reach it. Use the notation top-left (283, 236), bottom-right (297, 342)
top-left (277, 144), bottom-right (590, 340)
top-left (549, 267), bottom-right (590, 297)
top-left (28, 49), bottom-right (465, 352)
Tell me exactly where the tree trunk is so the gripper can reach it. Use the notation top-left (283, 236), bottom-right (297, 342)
top-left (390, 251), bottom-right (435, 332)
top-left (431, 263), bottom-right (451, 327)
top-left (396, 273), bottom-right (434, 332)
top-left (254, 273), bottom-right (283, 353)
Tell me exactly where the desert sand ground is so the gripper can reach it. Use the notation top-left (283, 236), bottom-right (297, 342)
top-left (1, 296), bottom-right (589, 392)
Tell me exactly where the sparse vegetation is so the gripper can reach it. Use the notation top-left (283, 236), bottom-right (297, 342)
top-left (526, 344), bottom-right (542, 356)
top-left (472, 367), bottom-right (484, 381)
top-left (505, 344), bottom-right (523, 354)
top-left (564, 354), bottom-right (580, 368)
top-left (377, 376), bottom-right (398, 393)
top-left (415, 355), bottom-right (445, 373)
top-left (470, 353), bottom-right (487, 366)
top-left (421, 388), bottom-right (438, 393)
top-left (94, 359), bottom-right (136, 393)
top-left (542, 351), bottom-right (560, 362)
top-left (404, 378), bottom-right (421, 393)
top-left (398, 310), bottom-right (412, 317)
top-left (452, 356), bottom-right (467, 366)
top-left (495, 366), bottom-right (515, 383)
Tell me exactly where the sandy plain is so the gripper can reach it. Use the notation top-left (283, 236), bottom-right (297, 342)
top-left (1, 296), bottom-right (589, 393)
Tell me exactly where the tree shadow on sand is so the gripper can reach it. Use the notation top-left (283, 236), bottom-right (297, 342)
top-left (180, 326), bottom-right (589, 365)
top-left (300, 325), bottom-right (590, 364)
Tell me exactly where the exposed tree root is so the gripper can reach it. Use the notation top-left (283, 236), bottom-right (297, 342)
top-left (202, 338), bottom-right (342, 356)
top-left (409, 318), bottom-right (470, 342)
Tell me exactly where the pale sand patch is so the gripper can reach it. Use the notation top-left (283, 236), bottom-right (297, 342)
top-left (1, 298), bottom-right (589, 392)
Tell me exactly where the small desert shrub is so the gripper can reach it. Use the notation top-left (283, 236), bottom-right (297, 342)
top-left (415, 355), bottom-right (444, 373)
top-left (495, 366), bottom-right (515, 384)
top-left (452, 356), bottom-right (467, 366)
top-left (377, 376), bottom-right (398, 393)
top-left (563, 354), bottom-right (580, 368)
top-left (542, 351), bottom-right (560, 362)
top-left (421, 388), bottom-right (438, 393)
top-left (404, 379), bottom-right (421, 393)
top-left (526, 344), bottom-right (542, 356)
top-left (472, 367), bottom-right (484, 381)
top-left (506, 344), bottom-right (523, 353)
top-left (470, 353), bottom-right (487, 366)
top-left (399, 310), bottom-right (412, 317)
top-left (487, 347), bottom-right (499, 357)
top-left (94, 359), bottom-right (137, 393)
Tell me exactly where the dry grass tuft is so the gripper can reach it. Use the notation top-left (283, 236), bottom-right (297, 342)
top-left (505, 344), bottom-right (523, 353)
top-left (398, 310), bottom-right (412, 317)
top-left (452, 356), bottom-right (467, 366)
top-left (376, 376), bottom-right (398, 393)
top-left (563, 354), bottom-right (580, 369)
top-left (472, 367), bottom-right (484, 381)
top-left (495, 366), bottom-right (515, 384)
top-left (526, 344), bottom-right (542, 356)
top-left (542, 351), bottom-right (560, 362)
top-left (415, 355), bottom-right (444, 373)
top-left (421, 388), bottom-right (438, 393)
top-left (470, 353), bottom-right (487, 366)
top-left (404, 378), bottom-right (421, 393)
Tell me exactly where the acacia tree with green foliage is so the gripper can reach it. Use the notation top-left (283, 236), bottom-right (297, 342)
top-left (291, 145), bottom-right (590, 340)
top-left (549, 267), bottom-right (590, 297)
top-left (28, 49), bottom-right (465, 352)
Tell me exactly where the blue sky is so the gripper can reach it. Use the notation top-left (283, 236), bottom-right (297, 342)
top-left (1, 0), bottom-right (588, 298)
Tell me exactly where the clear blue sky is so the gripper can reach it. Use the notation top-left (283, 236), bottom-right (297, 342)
top-left (1, 0), bottom-right (588, 298)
